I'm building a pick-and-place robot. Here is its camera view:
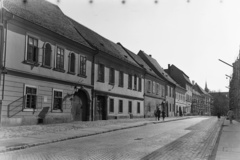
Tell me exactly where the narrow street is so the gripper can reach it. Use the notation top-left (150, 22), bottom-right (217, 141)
top-left (0, 117), bottom-right (222, 160)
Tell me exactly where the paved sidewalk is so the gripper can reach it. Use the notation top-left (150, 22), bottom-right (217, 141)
top-left (215, 118), bottom-right (240, 160)
top-left (0, 116), bottom-right (192, 153)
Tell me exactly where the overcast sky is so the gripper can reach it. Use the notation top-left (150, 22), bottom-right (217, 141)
top-left (48, 0), bottom-right (240, 92)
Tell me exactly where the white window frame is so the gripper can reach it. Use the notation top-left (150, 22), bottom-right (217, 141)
top-left (42, 42), bottom-right (52, 67)
top-left (54, 45), bottom-right (65, 71)
top-left (52, 89), bottom-right (63, 112)
top-left (25, 33), bottom-right (40, 63)
top-left (68, 52), bottom-right (76, 73)
top-left (24, 84), bottom-right (38, 111)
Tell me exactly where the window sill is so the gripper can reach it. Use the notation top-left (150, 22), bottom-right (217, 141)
top-left (109, 82), bottom-right (115, 85)
top-left (97, 80), bottom-right (105, 83)
top-left (128, 88), bottom-right (132, 90)
top-left (77, 74), bottom-right (87, 78)
top-left (52, 108), bottom-right (63, 113)
top-left (53, 68), bottom-right (65, 73)
top-left (23, 108), bottom-right (35, 112)
top-left (67, 71), bottom-right (76, 75)
top-left (41, 65), bottom-right (52, 69)
top-left (118, 85), bottom-right (123, 88)
top-left (23, 60), bottom-right (40, 66)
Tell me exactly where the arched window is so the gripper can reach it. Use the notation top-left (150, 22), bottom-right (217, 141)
top-left (43, 43), bottom-right (51, 67)
top-left (69, 53), bottom-right (75, 73)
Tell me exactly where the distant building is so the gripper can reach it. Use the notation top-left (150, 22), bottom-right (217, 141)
top-left (138, 51), bottom-right (177, 117)
top-left (118, 44), bottom-right (166, 118)
top-left (192, 85), bottom-right (204, 115)
top-left (193, 83), bottom-right (212, 115)
top-left (165, 64), bottom-right (192, 115)
top-left (175, 84), bottom-right (187, 116)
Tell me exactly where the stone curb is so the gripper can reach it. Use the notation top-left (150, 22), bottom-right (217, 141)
top-left (206, 118), bottom-right (225, 159)
top-left (0, 116), bottom-right (191, 153)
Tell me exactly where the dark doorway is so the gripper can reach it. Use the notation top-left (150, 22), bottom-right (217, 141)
top-left (72, 90), bottom-right (89, 121)
top-left (95, 95), bottom-right (107, 120)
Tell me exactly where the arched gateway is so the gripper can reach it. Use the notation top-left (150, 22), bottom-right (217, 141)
top-left (72, 89), bottom-right (90, 121)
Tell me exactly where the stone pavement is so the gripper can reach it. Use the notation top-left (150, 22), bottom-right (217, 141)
top-left (0, 116), bottom-right (192, 153)
top-left (215, 118), bottom-right (240, 160)
top-left (141, 117), bottom-right (224, 160)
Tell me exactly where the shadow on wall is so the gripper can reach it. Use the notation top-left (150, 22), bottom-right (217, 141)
top-left (7, 96), bottom-right (24, 118)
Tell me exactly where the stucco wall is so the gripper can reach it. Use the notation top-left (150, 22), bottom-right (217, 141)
top-left (0, 74), bottom-right (92, 126)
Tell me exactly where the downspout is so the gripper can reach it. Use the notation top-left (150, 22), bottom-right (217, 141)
top-left (1, 11), bottom-right (13, 100)
top-left (91, 49), bottom-right (99, 121)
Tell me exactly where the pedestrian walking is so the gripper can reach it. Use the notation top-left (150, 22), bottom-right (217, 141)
top-left (154, 109), bottom-right (157, 121)
top-left (217, 112), bottom-right (221, 121)
top-left (227, 108), bottom-right (234, 124)
top-left (156, 107), bottom-right (161, 121)
top-left (162, 110), bottom-right (165, 121)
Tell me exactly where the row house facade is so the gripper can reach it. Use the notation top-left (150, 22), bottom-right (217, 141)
top-left (118, 43), bottom-right (166, 117)
top-left (229, 57), bottom-right (240, 120)
top-left (165, 64), bottom-right (192, 115)
top-left (138, 51), bottom-right (177, 117)
top-left (175, 84), bottom-right (187, 116)
top-left (192, 86), bottom-right (204, 115)
top-left (0, 0), bottom-right (213, 126)
top-left (193, 83), bottom-right (211, 115)
top-left (70, 19), bottom-right (145, 120)
top-left (0, 0), bottom-right (96, 125)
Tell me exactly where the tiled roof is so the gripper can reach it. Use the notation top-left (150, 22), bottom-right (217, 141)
top-left (3, 0), bottom-right (92, 48)
top-left (183, 74), bottom-right (192, 85)
top-left (194, 83), bottom-right (212, 97)
top-left (117, 43), bottom-right (161, 79)
top-left (69, 18), bottom-right (140, 67)
top-left (139, 51), bottom-right (177, 85)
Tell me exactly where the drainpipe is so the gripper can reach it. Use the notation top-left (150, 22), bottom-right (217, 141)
top-left (91, 49), bottom-right (99, 121)
top-left (1, 11), bottom-right (14, 100)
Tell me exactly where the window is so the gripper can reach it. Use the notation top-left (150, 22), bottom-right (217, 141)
top-left (133, 75), bottom-right (137, 90)
top-left (109, 99), bottom-right (114, 113)
top-left (119, 100), bottom-right (123, 113)
top-left (43, 43), bottom-right (51, 67)
top-left (79, 55), bottom-right (86, 76)
top-left (128, 74), bottom-right (132, 89)
top-left (138, 77), bottom-right (142, 92)
top-left (109, 68), bottom-right (115, 84)
top-left (98, 64), bottom-right (105, 82)
top-left (166, 86), bottom-right (169, 96)
top-left (170, 103), bottom-right (171, 112)
top-left (137, 102), bottom-right (140, 114)
top-left (156, 83), bottom-right (159, 95)
top-left (53, 90), bottom-right (63, 111)
top-left (147, 81), bottom-right (151, 93)
top-left (119, 71), bottom-right (124, 87)
top-left (25, 86), bottom-right (37, 109)
top-left (69, 53), bottom-right (75, 73)
top-left (56, 47), bottom-right (64, 71)
top-left (152, 82), bottom-right (156, 94)
top-left (162, 86), bottom-right (165, 97)
top-left (128, 101), bottom-right (132, 113)
top-left (27, 36), bottom-right (38, 63)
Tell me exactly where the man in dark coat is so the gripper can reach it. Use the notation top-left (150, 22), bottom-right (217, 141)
top-left (162, 110), bottom-right (166, 121)
top-left (156, 107), bottom-right (161, 121)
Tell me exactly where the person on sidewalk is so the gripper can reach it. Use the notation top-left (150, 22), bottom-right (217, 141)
top-left (227, 108), bottom-right (234, 124)
top-left (217, 112), bottom-right (221, 121)
top-left (156, 107), bottom-right (161, 121)
top-left (162, 110), bottom-right (166, 121)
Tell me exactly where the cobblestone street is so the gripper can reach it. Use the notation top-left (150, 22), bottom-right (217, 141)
top-left (0, 117), bottom-right (223, 160)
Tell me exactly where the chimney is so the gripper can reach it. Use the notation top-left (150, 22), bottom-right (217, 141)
top-left (192, 80), bottom-right (195, 85)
